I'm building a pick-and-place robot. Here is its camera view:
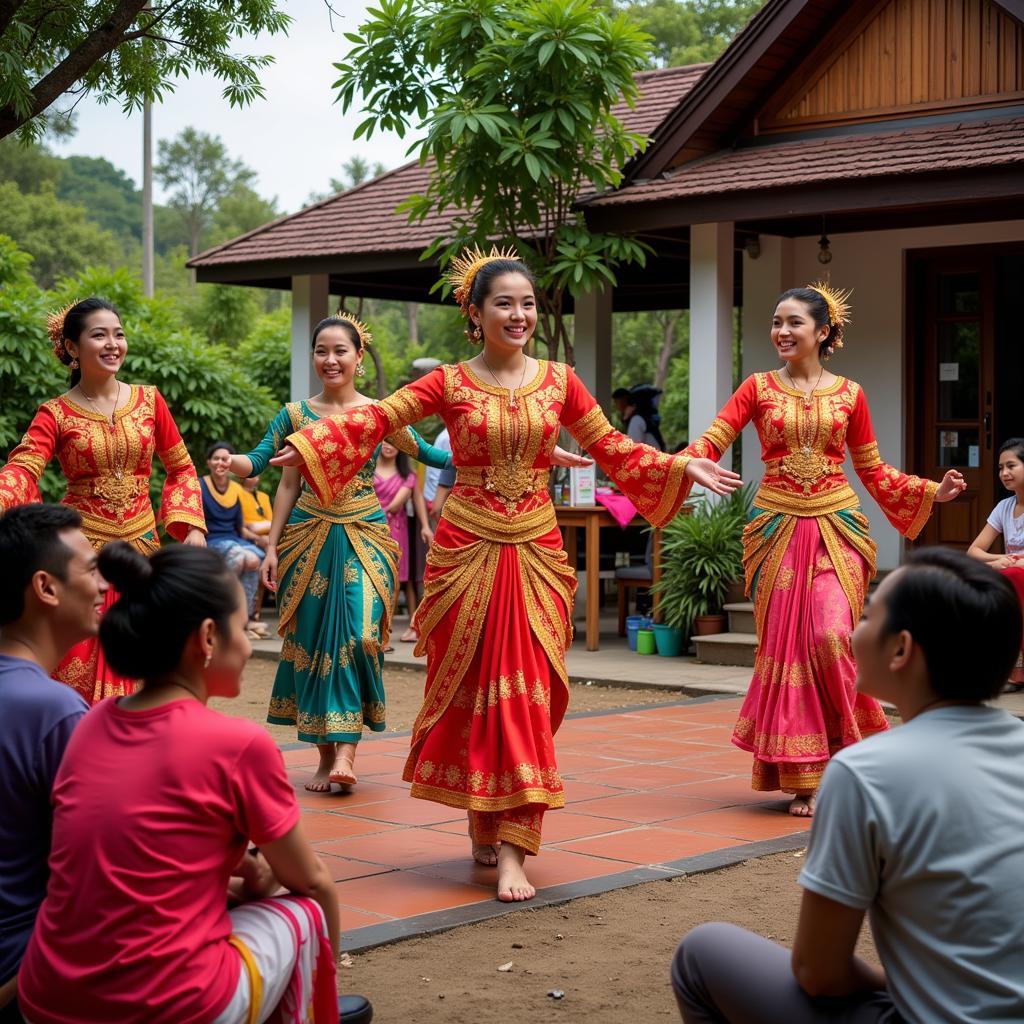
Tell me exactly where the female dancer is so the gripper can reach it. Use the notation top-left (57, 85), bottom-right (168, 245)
top-left (968, 437), bottom-right (1024, 689)
top-left (682, 285), bottom-right (965, 815)
top-left (17, 543), bottom-right (353, 1024)
top-left (0, 298), bottom-right (206, 703)
top-left (228, 314), bottom-right (452, 792)
top-left (272, 248), bottom-right (697, 902)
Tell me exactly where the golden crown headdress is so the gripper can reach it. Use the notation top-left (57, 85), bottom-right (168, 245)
top-left (46, 301), bottom-right (79, 363)
top-left (334, 309), bottom-right (372, 348)
top-left (807, 281), bottom-right (852, 351)
top-left (447, 245), bottom-right (520, 317)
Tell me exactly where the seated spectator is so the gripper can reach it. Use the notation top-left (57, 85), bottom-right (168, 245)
top-left (238, 474), bottom-right (274, 552)
top-left (18, 543), bottom-right (372, 1024)
top-left (200, 441), bottom-right (268, 639)
top-left (672, 547), bottom-right (1024, 1023)
top-left (0, 506), bottom-right (97, 1023)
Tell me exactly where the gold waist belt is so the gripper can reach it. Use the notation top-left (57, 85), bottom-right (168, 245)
top-left (455, 465), bottom-right (550, 507)
top-left (443, 492), bottom-right (557, 544)
top-left (66, 475), bottom-right (149, 503)
top-left (296, 488), bottom-right (382, 524)
top-left (754, 483), bottom-right (860, 518)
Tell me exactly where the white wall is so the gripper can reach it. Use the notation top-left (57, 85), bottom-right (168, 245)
top-left (741, 218), bottom-right (1024, 570)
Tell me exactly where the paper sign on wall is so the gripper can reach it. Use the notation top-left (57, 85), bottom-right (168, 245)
top-left (570, 464), bottom-right (596, 506)
top-left (939, 363), bottom-right (959, 381)
top-left (968, 445), bottom-right (980, 468)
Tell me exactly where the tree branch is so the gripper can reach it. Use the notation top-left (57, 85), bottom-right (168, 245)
top-left (0, 0), bottom-right (148, 139)
top-left (0, 0), bottom-right (28, 40)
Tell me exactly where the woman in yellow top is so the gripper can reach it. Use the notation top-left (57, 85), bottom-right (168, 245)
top-left (238, 475), bottom-right (273, 551)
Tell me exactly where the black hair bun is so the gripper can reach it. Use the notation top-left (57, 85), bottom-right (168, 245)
top-left (97, 541), bottom-right (152, 596)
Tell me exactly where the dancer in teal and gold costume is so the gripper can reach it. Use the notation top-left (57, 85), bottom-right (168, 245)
top-left (230, 312), bottom-right (451, 791)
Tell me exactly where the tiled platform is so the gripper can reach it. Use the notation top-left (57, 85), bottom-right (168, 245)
top-left (288, 696), bottom-right (812, 951)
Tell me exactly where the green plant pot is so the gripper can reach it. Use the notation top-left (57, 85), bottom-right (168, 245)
top-left (652, 623), bottom-right (685, 657)
top-left (636, 629), bottom-right (656, 655)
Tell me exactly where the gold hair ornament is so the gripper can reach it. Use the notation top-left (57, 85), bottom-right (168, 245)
top-left (447, 244), bottom-right (520, 318)
top-left (334, 309), bottom-right (372, 348)
top-left (46, 300), bottom-right (79, 363)
top-left (807, 281), bottom-right (852, 351)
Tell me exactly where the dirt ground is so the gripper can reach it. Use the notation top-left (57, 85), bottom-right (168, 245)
top-left (213, 651), bottom-right (878, 1024)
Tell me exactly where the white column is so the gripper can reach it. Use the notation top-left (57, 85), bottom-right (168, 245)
top-left (290, 274), bottom-right (329, 402)
top-left (740, 235), bottom-right (793, 483)
top-left (688, 222), bottom-right (735, 470)
top-left (573, 285), bottom-right (612, 410)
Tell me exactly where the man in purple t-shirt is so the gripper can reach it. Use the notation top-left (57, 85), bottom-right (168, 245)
top-left (0, 504), bottom-right (107, 1021)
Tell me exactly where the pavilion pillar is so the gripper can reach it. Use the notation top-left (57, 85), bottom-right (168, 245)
top-left (573, 285), bottom-right (612, 410)
top-left (290, 274), bottom-right (329, 402)
top-left (688, 222), bottom-right (735, 470)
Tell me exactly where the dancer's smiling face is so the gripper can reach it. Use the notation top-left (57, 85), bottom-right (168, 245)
top-left (470, 272), bottom-right (537, 351)
top-left (314, 325), bottom-right (362, 388)
top-left (65, 309), bottom-right (127, 380)
top-left (771, 298), bottom-right (830, 364)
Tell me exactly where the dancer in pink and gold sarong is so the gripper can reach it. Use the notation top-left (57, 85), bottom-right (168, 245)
top-left (681, 285), bottom-right (965, 815)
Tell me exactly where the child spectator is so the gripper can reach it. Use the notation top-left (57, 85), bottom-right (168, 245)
top-left (672, 548), bottom-right (1024, 1023)
top-left (968, 437), bottom-right (1024, 689)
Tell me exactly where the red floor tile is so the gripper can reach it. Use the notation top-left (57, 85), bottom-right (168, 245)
top-left (293, 780), bottom-right (409, 809)
top-left (334, 869), bottom-right (492, 917)
top-left (568, 789), bottom-right (723, 824)
top-left (300, 812), bottom-right (402, 842)
top-left (561, 780), bottom-right (631, 802)
top-left (320, 856), bottom-right (395, 882)
top-left (569, 763), bottom-right (730, 791)
top-left (414, 847), bottom-right (629, 889)
top-left (317, 828), bottom-right (472, 869)
top-left (552, 827), bottom-right (745, 865)
top-left (343, 797), bottom-right (466, 827)
top-left (668, 805), bottom-right (810, 842)
top-left (338, 904), bottom-right (394, 927)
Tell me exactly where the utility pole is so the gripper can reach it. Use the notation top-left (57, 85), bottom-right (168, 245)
top-left (142, 98), bottom-right (154, 297)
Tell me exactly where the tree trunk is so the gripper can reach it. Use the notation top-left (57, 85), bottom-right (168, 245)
top-left (407, 302), bottom-right (419, 347)
top-left (654, 313), bottom-right (679, 391)
top-left (366, 344), bottom-right (386, 399)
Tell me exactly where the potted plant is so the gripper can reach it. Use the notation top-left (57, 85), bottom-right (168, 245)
top-left (650, 485), bottom-right (752, 648)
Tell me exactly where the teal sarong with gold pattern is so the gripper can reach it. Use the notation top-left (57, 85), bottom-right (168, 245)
top-left (245, 401), bottom-right (451, 743)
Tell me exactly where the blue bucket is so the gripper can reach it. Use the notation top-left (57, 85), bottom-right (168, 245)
top-left (625, 615), bottom-right (643, 651)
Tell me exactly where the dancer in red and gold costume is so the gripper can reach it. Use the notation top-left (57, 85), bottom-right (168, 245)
top-left (272, 249), bottom-right (700, 902)
top-left (0, 299), bottom-right (206, 703)
top-left (682, 285), bottom-right (965, 816)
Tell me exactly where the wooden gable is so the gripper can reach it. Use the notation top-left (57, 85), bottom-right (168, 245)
top-left (757, 0), bottom-right (1024, 132)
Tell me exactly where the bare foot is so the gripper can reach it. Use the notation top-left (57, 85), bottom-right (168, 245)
top-left (468, 818), bottom-right (497, 867)
top-left (788, 792), bottom-right (816, 817)
top-left (400, 627), bottom-right (417, 642)
top-left (496, 843), bottom-right (535, 902)
top-left (329, 742), bottom-right (358, 787)
top-left (304, 743), bottom-right (337, 792)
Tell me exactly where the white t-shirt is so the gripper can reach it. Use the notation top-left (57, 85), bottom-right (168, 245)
top-left (800, 706), bottom-right (1024, 1023)
top-left (986, 496), bottom-right (1024, 555)
top-left (626, 414), bottom-right (659, 449)
top-left (423, 429), bottom-right (451, 503)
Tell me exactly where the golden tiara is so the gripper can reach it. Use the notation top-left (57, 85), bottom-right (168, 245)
top-left (46, 300), bottom-right (78, 362)
top-left (807, 281), bottom-right (852, 332)
top-left (335, 309), bottom-right (372, 348)
top-left (446, 244), bottom-right (520, 316)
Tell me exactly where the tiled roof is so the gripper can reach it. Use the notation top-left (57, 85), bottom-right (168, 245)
top-left (189, 64), bottom-right (708, 269)
top-left (584, 115), bottom-right (1024, 208)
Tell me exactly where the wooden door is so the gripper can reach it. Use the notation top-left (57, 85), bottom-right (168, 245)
top-left (911, 252), bottom-right (996, 547)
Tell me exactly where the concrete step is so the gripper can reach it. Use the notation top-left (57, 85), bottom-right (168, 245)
top-left (723, 602), bottom-right (755, 635)
top-left (694, 631), bottom-right (758, 668)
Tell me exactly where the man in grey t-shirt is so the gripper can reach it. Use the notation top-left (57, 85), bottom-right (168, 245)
top-left (672, 548), bottom-right (1024, 1023)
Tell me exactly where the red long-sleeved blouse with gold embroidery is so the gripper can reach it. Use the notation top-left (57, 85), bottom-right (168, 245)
top-left (686, 371), bottom-right (937, 538)
top-left (286, 361), bottom-right (689, 529)
top-left (0, 385), bottom-right (205, 547)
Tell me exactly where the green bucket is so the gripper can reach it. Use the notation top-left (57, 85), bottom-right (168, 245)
top-left (636, 629), bottom-right (656, 655)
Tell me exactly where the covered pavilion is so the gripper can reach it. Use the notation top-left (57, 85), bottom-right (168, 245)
top-left (190, 0), bottom-right (1024, 568)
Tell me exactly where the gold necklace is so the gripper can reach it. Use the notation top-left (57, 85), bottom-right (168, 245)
top-left (479, 354), bottom-right (528, 409)
top-left (784, 365), bottom-right (823, 410)
top-left (78, 380), bottom-right (123, 425)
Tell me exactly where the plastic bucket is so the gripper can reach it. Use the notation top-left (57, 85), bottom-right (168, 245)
top-left (636, 629), bottom-right (656, 655)
top-left (625, 615), bottom-right (645, 651)
top-left (652, 623), bottom-right (685, 657)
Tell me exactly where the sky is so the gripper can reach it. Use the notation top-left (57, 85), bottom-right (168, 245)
top-left (50, 0), bottom-right (416, 213)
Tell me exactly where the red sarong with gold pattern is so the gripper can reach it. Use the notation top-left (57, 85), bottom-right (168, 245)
top-left (1002, 566), bottom-right (1024, 684)
top-left (684, 371), bottom-right (939, 793)
top-left (0, 386), bottom-right (205, 703)
top-left (287, 360), bottom-right (690, 852)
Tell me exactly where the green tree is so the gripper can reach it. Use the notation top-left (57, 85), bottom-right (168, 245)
top-left (0, 182), bottom-right (121, 287)
top-left (156, 128), bottom-right (257, 258)
top-left (612, 0), bottom-right (765, 66)
top-left (0, 0), bottom-right (290, 142)
top-left (0, 136), bottom-right (62, 192)
top-left (57, 155), bottom-right (142, 242)
top-left (186, 284), bottom-right (264, 347)
top-left (209, 182), bottom-right (279, 245)
top-left (333, 0), bottom-right (653, 363)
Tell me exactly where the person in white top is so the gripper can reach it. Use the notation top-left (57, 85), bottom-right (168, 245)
top-left (968, 437), bottom-right (1024, 688)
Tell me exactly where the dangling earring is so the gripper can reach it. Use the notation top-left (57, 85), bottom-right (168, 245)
top-left (203, 653), bottom-right (212, 669)
top-left (470, 322), bottom-right (483, 343)
top-left (70, 358), bottom-right (79, 370)
top-left (356, 362), bottom-right (366, 378)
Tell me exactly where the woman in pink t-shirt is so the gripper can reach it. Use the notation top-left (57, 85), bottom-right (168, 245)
top-left (18, 544), bottom-right (370, 1024)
